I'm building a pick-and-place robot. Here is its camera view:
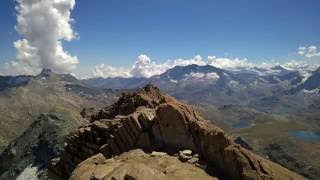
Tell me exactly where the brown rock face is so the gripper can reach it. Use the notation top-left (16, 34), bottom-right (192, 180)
top-left (70, 149), bottom-right (217, 180)
top-left (48, 85), bottom-right (305, 180)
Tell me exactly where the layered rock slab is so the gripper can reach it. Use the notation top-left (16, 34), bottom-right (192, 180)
top-left (70, 149), bottom-right (217, 180)
top-left (49, 85), bottom-right (305, 180)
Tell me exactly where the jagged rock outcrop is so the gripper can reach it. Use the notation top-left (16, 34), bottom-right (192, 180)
top-left (234, 136), bottom-right (253, 151)
top-left (48, 85), bottom-right (305, 180)
top-left (0, 113), bottom-right (79, 179)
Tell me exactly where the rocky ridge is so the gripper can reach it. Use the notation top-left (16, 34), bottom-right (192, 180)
top-left (0, 113), bottom-right (79, 179)
top-left (48, 85), bottom-right (305, 180)
top-left (0, 69), bottom-right (120, 153)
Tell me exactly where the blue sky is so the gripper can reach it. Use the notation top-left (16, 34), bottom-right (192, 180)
top-left (0, 0), bottom-right (320, 76)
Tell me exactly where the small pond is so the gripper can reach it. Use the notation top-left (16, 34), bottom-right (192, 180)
top-left (288, 130), bottom-right (320, 143)
top-left (232, 121), bottom-right (251, 129)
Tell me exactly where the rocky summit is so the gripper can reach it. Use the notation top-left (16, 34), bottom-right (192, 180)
top-left (70, 149), bottom-right (216, 180)
top-left (48, 85), bottom-right (305, 180)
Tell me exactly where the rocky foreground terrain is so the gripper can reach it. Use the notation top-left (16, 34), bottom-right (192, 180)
top-left (48, 85), bottom-right (305, 180)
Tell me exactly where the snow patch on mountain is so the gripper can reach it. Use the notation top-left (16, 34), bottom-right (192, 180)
top-left (16, 165), bottom-right (39, 180)
top-left (302, 88), bottom-right (320, 94)
top-left (206, 72), bottom-right (220, 80)
top-left (189, 72), bottom-right (206, 78)
top-left (170, 79), bottom-right (178, 83)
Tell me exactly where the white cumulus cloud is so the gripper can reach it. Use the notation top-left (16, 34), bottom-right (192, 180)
top-left (170, 55), bottom-right (207, 67)
top-left (93, 54), bottom-right (170, 78)
top-left (92, 64), bottom-right (131, 78)
top-left (298, 45), bottom-right (320, 58)
top-left (207, 56), bottom-right (252, 69)
top-left (130, 54), bottom-right (170, 78)
top-left (1, 0), bottom-right (78, 75)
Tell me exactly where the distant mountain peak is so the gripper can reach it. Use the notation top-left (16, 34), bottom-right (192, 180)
top-left (160, 64), bottom-right (224, 81)
top-left (314, 67), bottom-right (320, 74)
top-left (38, 68), bottom-right (55, 77)
top-left (271, 65), bottom-right (287, 71)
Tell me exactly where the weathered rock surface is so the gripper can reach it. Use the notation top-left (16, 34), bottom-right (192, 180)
top-left (48, 85), bottom-right (305, 180)
top-left (234, 136), bottom-right (253, 151)
top-left (0, 113), bottom-right (79, 180)
top-left (70, 149), bottom-right (217, 180)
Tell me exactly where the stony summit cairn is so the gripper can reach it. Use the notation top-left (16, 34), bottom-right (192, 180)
top-left (48, 85), bottom-right (305, 180)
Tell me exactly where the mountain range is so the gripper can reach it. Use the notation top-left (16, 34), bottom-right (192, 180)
top-left (0, 69), bottom-right (121, 152)
top-left (82, 64), bottom-right (320, 179)
top-left (0, 64), bottom-right (319, 179)
top-left (84, 64), bottom-right (320, 113)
